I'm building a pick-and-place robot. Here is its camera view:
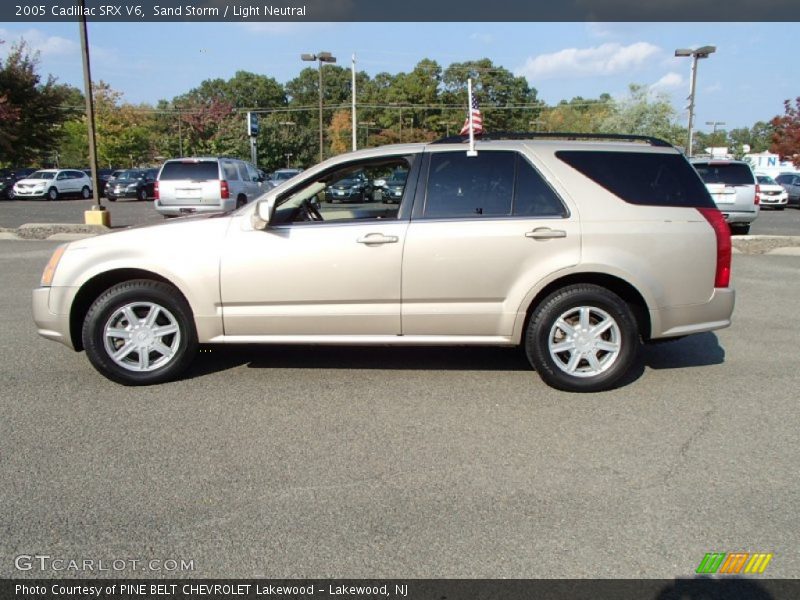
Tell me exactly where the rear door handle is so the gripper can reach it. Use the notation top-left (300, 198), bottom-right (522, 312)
top-left (525, 227), bottom-right (567, 240)
top-left (357, 233), bottom-right (399, 245)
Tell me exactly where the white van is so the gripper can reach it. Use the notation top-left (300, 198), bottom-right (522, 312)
top-left (154, 157), bottom-right (264, 217)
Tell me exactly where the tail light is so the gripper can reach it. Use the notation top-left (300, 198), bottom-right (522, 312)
top-left (220, 180), bottom-right (230, 199)
top-left (698, 207), bottom-right (731, 288)
top-left (154, 181), bottom-right (159, 200)
top-left (754, 184), bottom-right (760, 205)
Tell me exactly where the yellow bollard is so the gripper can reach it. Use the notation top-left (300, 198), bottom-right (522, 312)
top-left (84, 205), bottom-right (110, 227)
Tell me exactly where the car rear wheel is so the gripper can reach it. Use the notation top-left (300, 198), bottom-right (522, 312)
top-left (81, 186), bottom-right (91, 199)
top-left (47, 187), bottom-right (59, 201)
top-left (82, 280), bottom-right (198, 385)
top-left (138, 188), bottom-right (148, 201)
top-left (236, 195), bottom-right (247, 209)
top-left (525, 284), bottom-right (640, 392)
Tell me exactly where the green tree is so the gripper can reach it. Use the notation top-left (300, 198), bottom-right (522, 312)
top-left (0, 40), bottom-right (77, 165)
top-left (442, 59), bottom-right (540, 133)
top-left (601, 84), bottom-right (685, 145)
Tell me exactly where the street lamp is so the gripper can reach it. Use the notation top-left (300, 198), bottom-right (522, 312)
top-left (301, 51), bottom-right (337, 162)
top-left (675, 45), bottom-right (716, 157)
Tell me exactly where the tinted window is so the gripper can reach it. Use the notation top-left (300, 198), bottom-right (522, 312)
top-left (693, 162), bottom-right (755, 185)
top-left (159, 161), bottom-right (219, 181)
top-left (30, 171), bottom-right (55, 179)
top-left (757, 175), bottom-right (777, 185)
top-left (425, 152), bottom-right (515, 217)
top-left (514, 155), bottom-right (567, 217)
top-left (557, 151), bottom-right (715, 208)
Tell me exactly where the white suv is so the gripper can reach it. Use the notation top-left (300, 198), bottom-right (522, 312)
top-left (154, 157), bottom-right (264, 217)
top-left (13, 169), bottom-right (93, 201)
top-left (33, 134), bottom-right (734, 392)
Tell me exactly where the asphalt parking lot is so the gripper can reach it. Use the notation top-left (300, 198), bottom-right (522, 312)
top-left (1, 196), bottom-right (799, 235)
top-left (1, 240), bottom-right (798, 578)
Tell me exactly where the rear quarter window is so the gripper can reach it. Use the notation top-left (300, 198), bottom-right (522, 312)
top-left (556, 151), bottom-right (715, 208)
top-left (159, 161), bottom-right (220, 181)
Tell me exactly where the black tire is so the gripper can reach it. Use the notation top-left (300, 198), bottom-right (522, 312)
top-left (81, 186), bottom-right (91, 199)
top-left (138, 187), bottom-right (148, 201)
top-left (108, 196), bottom-right (116, 202)
top-left (236, 195), bottom-right (247, 209)
top-left (47, 187), bottom-right (59, 201)
top-left (730, 223), bottom-right (750, 235)
top-left (81, 279), bottom-right (198, 385)
top-left (524, 284), bottom-right (640, 393)
top-left (776, 207), bottom-right (785, 211)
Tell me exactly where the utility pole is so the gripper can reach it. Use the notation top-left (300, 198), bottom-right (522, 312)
top-left (79, 0), bottom-right (108, 226)
top-left (301, 51), bottom-right (337, 162)
top-left (351, 53), bottom-right (357, 152)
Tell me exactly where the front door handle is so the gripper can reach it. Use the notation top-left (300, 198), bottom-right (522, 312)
top-left (525, 227), bottom-right (567, 240)
top-left (357, 233), bottom-right (399, 245)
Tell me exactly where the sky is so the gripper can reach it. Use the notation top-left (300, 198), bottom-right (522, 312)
top-left (0, 21), bottom-right (794, 131)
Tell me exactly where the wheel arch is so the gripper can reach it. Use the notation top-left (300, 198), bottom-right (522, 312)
top-left (69, 268), bottom-right (188, 351)
top-left (518, 272), bottom-right (652, 344)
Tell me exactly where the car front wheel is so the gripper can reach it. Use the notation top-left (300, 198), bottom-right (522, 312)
top-left (525, 284), bottom-right (640, 392)
top-left (47, 187), bottom-right (59, 201)
top-left (81, 186), bottom-right (91, 199)
top-left (82, 280), bottom-right (198, 385)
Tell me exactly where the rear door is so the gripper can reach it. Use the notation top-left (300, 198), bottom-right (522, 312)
top-left (157, 159), bottom-right (222, 206)
top-left (401, 149), bottom-right (580, 337)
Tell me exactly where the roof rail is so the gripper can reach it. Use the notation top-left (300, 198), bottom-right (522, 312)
top-left (431, 131), bottom-right (674, 148)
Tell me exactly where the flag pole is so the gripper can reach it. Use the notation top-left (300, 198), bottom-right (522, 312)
top-left (467, 78), bottom-right (477, 156)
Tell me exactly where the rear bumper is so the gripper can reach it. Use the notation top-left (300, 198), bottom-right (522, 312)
top-left (718, 210), bottom-right (758, 224)
top-left (155, 199), bottom-right (233, 216)
top-left (32, 287), bottom-right (75, 349)
top-left (649, 287), bottom-right (735, 339)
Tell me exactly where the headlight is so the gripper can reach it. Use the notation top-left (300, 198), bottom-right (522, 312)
top-left (41, 244), bottom-right (67, 287)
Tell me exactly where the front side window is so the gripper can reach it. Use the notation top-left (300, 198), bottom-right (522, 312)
top-left (271, 156), bottom-right (414, 225)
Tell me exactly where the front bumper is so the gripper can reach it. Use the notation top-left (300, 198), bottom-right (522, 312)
top-left (13, 189), bottom-right (47, 199)
top-left (760, 194), bottom-right (788, 207)
top-left (32, 287), bottom-right (76, 349)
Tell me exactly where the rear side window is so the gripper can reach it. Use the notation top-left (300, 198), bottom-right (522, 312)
top-left (423, 151), bottom-right (566, 218)
top-left (159, 161), bottom-right (219, 181)
top-left (557, 151), bottom-right (715, 208)
top-left (693, 162), bottom-right (755, 185)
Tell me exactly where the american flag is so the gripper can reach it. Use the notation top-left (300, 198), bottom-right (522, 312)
top-left (459, 94), bottom-right (483, 136)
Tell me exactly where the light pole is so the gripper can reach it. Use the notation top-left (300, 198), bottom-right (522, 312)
top-left (285, 153), bottom-right (293, 168)
top-left (301, 51), bottom-right (336, 162)
top-left (675, 45), bottom-right (716, 157)
top-left (706, 120), bottom-right (725, 134)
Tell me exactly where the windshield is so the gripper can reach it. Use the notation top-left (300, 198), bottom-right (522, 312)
top-left (757, 175), bottom-right (777, 185)
top-left (117, 170), bottom-right (145, 181)
top-left (273, 170), bottom-right (299, 181)
top-left (693, 163), bottom-right (755, 185)
top-left (29, 171), bottom-right (55, 180)
top-left (159, 161), bottom-right (219, 181)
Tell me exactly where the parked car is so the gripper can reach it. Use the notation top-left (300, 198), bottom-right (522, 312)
top-left (82, 168), bottom-right (119, 197)
top-left (755, 174), bottom-right (788, 210)
top-left (33, 133), bottom-right (735, 392)
top-left (374, 169), bottom-right (408, 204)
top-left (154, 157), bottom-right (263, 217)
top-left (13, 169), bottom-right (93, 200)
top-left (106, 168), bottom-right (158, 201)
top-left (325, 171), bottom-right (373, 203)
top-left (264, 168), bottom-right (303, 189)
top-left (690, 159), bottom-right (759, 234)
top-left (0, 168), bottom-right (14, 199)
top-left (775, 172), bottom-right (800, 208)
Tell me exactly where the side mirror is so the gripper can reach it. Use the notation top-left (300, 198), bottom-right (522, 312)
top-left (252, 195), bottom-right (277, 230)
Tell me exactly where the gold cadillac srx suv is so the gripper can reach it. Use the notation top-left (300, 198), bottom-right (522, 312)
top-left (33, 134), bottom-right (735, 392)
